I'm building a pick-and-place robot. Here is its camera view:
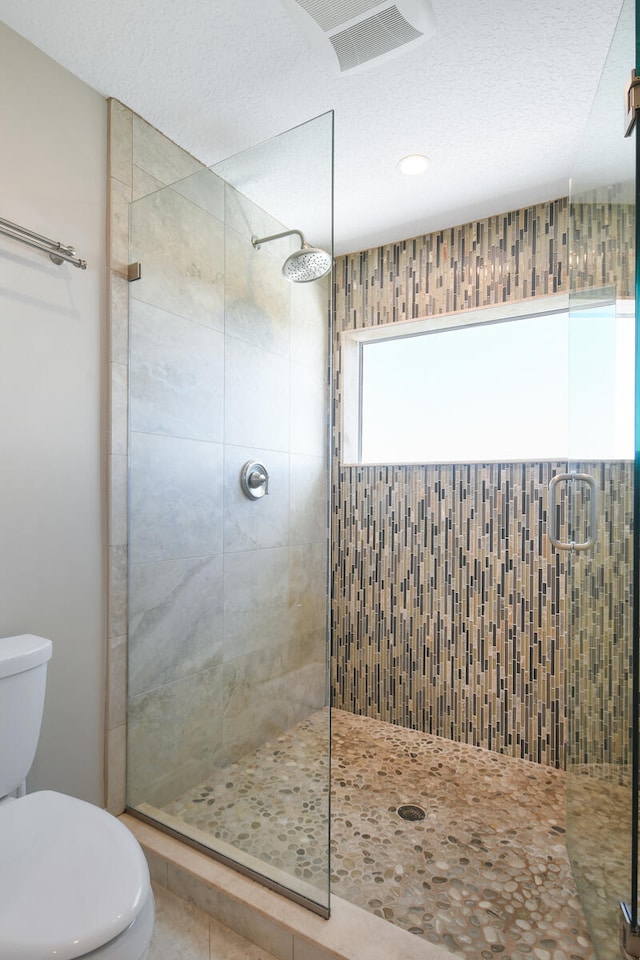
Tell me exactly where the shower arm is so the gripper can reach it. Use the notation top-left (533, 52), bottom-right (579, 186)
top-left (251, 229), bottom-right (307, 250)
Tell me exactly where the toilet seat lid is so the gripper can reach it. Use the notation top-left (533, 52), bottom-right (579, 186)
top-left (0, 791), bottom-right (150, 960)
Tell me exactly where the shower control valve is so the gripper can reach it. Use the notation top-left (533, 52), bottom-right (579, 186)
top-left (240, 460), bottom-right (269, 500)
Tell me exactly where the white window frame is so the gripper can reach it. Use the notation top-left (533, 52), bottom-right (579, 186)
top-left (340, 294), bottom-right (572, 466)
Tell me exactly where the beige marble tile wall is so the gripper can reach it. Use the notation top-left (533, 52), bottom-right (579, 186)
top-left (217, 190), bottom-right (329, 771)
top-left (107, 99), bottom-right (329, 812)
top-left (107, 99), bottom-right (207, 812)
top-left (331, 198), bottom-right (634, 769)
top-left (127, 166), bottom-right (227, 806)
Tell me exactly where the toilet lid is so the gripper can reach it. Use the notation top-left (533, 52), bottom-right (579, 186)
top-left (0, 791), bottom-right (150, 960)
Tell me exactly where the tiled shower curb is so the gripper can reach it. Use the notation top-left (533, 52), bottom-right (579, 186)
top-left (123, 814), bottom-right (451, 960)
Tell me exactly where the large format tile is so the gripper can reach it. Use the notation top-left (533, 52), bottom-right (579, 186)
top-left (281, 659), bottom-right (327, 714)
top-left (225, 226), bottom-right (291, 359)
top-left (130, 299), bottom-right (224, 442)
top-left (133, 164), bottom-right (164, 202)
top-left (172, 167), bottom-right (225, 222)
top-left (209, 911), bottom-right (281, 960)
top-left (151, 881), bottom-right (282, 960)
top-left (289, 454), bottom-right (328, 546)
top-left (223, 546), bottom-right (290, 661)
top-left (128, 666), bottom-right (224, 807)
top-left (148, 882), bottom-right (209, 960)
top-left (225, 338), bottom-right (290, 451)
top-left (133, 116), bottom-right (203, 188)
top-left (130, 433), bottom-right (223, 564)
top-left (290, 363), bottom-right (328, 457)
top-left (129, 555), bottom-right (224, 698)
top-left (164, 869), bottom-right (294, 960)
top-left (223, 185), bottom-right (292, 250)
top-left (288, 625), bottom-right (327, 676)
top-left (290, 276), bottom-right (329, 370)
top-left (223, 446), bottom-right (289, 553)
top-left (130, 185), bottom-right (224, 331)
top-left (289, 542), bottom-right (328, 643)
top-left (221, 646), bottom-right (302, 763)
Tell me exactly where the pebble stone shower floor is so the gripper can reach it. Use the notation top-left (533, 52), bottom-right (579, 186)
top-left (163, 709), bottom-right (598, 960)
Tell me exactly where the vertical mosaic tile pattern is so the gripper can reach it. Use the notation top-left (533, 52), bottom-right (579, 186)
top-left (569, 463), bottom-right (634, 772)
top-left (571, 194), bottom-right (635, 298)
top-left (332, 462), bottom-right (568, 766)
top-left (334, 199), bottom-right (568, 327)
top-left (331, 197), bottom-right (635, 769)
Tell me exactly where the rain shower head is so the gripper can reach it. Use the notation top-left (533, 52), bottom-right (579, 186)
top-left (251, 229), bottom-right (332, 283)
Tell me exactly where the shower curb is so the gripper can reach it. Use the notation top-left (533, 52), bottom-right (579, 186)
top-left (122, 814), bottom-right (452, 960)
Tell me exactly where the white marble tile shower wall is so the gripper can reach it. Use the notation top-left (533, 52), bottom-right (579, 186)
top-left (218, 186), bottom-right (329, 768)
top-left (127, 165), bottom-right (228, 808)
top-left (224, 226), bottom-right (291, 357)
top-left (132, 119), bottom-right (206, 197)
top-left (128, 557), bottom-right (224, 697)
top-left (224, 336), bottom-right (290, 449)
top-left (126, 141), bottom-right (329, 810)
top-left (108, 102), bottom-right (220, 812)
top-left (130, 300), bottom-right (225, 441)
top-left (130, 184), bottom-right (225, 329)
top-left (129, 666), bottom-right (225, 806)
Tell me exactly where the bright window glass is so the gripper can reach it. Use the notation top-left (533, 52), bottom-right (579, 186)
top-left (359, 307), bottom-right (634, 464)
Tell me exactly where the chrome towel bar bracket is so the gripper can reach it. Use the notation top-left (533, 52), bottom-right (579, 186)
top-left (0, 215), bottom-right (87, 269)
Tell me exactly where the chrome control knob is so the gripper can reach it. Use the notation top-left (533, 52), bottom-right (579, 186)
top-left (240, 460), bottom-right (269, 499)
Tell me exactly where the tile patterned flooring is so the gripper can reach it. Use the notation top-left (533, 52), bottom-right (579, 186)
top-left (160, 709), bottom-right (601, 960)
top-left (149, 882), bottom-right (277, 960)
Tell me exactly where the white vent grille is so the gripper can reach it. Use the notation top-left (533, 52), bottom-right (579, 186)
top-left (280, 0), bottom-right (436, 74)
top-left (295, 0), bottom-right (381, 32)
top-left (329, 5), bottom-right (422, 72)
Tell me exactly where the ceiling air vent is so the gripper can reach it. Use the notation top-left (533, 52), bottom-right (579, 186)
top-left (279, 0), bottom-right (436, 74)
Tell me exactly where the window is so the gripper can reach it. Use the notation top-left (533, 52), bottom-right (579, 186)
top-left (341, 296), bottom-right (634, 464)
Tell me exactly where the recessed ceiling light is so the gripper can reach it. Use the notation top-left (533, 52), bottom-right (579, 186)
top-left (398, 154), bottom-right (430, 176)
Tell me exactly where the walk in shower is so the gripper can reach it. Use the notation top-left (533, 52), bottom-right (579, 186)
top-left (125, 111), bottom-right (334, 914)
top-left (123, 0), bottom-right (640, 956)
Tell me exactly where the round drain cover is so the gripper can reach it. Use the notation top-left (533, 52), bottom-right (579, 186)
top-left (397, 804), bottom-right (426, 821)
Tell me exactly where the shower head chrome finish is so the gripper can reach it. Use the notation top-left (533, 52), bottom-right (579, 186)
top-left (282, 243), bottom-right (332, 283)
top-left (251, 229), bottom-right (332, 283)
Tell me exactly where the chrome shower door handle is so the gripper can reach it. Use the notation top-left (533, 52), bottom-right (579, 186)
top-left (548, 472), bottom-right (598, 552)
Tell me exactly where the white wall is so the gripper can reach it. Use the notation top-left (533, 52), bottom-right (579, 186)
top-left (0, 22), bottom-right (107, 804)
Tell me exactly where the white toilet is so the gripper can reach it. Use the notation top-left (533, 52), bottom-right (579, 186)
top-left (0, 635), bottom-right (155, 959)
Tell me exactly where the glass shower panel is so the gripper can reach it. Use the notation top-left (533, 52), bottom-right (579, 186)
top-left (566, 1), bottom-right (636, 956)
top-left (126, 112), bottom-right (333, 914)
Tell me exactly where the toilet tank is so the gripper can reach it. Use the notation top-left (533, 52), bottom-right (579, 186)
top-left (0, 635), bottom-right (52, 797)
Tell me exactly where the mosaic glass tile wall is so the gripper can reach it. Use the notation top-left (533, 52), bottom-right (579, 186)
top-left (569, 462), bottom-right (634, 773)
top-left (335, 199), bottom-right (568, 328)
top-left (331, 198), bottom-right (634, 769)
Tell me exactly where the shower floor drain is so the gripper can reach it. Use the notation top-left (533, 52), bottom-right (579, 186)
top-left (397, 804), bottom-right (426, 821)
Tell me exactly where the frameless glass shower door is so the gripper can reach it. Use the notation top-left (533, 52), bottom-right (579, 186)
top-left (566, 1), bottom-right (637, 955)
top-left (125, 113), bottom-right (334, 914)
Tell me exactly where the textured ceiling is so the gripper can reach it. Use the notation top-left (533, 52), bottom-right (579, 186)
top-left (0, 0), bottom-right (626, 254)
